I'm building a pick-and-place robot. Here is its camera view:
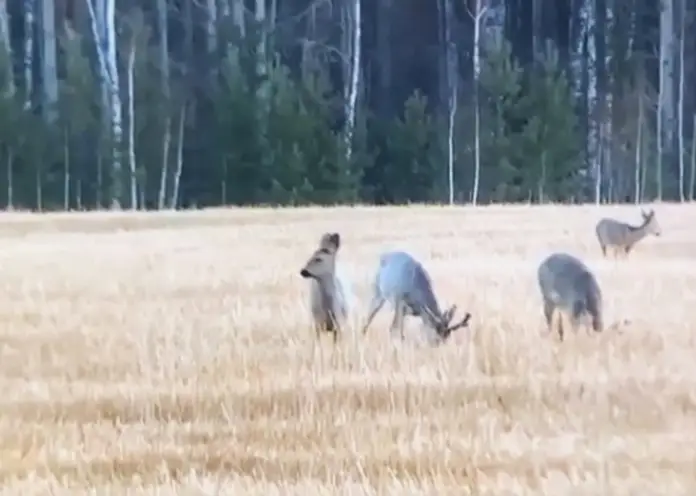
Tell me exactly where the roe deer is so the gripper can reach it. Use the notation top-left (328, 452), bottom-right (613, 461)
top-left (595, 209), bottom-right (661, 258)
top-left (537, 252), bottom-right (603, 341)
top-left (299, 232), bottom-right (351, 343)
top-left (361, 251), bottom-right (471, 345)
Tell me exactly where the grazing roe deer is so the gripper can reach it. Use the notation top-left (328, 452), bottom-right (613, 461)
top-left (361, 251), bottom-right (471, 345)
top-left (595, 209), bottom-right (661, 258)
top-left (299, 232), bottom-right (351, 343)
top-left (537, 252), bottom-right (603, 341)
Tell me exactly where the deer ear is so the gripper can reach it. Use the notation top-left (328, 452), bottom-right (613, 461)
top-left (328, 233), bottom-right (341, 251)
top-left (319, 232), bottom-right (341, 252)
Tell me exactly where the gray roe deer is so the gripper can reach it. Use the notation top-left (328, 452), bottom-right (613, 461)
top-left (595, 209), bottom-right (661, 258)
top-left (299, 232), bottom-right (351, 343)
top-left (537, 252), bottom-right (603, 341)
top-left (361, 251), bottom-right (471, 345)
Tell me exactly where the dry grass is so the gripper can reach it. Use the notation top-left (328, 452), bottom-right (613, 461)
top-left (0, 203), bottom-right (695, 495)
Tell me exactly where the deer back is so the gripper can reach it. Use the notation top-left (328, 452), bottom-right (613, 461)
top-left (375, 251), bottom-right (442, 318)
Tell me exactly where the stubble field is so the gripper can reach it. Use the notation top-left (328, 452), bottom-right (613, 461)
top-left (0, 203), bottom-right (695, 494)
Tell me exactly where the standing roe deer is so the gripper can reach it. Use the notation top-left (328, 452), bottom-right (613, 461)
top-left (595, 209), bottom-right (661, 258)
top-left (361, 251), bottom-right (471, 345)
top-left (537, 252), bottom-right (603, 341)
top-left (299, 232), bottom-right (351, 343)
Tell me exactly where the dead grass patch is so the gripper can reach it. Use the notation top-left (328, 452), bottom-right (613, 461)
top-left (0, 203), bottom-right (694, 494)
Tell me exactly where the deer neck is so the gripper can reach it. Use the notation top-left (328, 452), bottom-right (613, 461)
top-left (626, 221), bottom-right (651, 247)
top-left (420, 293), bottom-right (443, 330)
top-left (315, 273), bottom-right (337, 312)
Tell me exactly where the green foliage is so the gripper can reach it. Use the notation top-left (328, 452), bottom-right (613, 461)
top-left (476, 41), bottom-right (582, 202)
top-left (515, 50), bottom-right (582, 201)
top-left (0, 16), bottom-right (590, 209)
top-left (371, 91), bottom-right (442, 203)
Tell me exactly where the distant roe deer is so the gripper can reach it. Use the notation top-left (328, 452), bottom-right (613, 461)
top-left (361, 251), bottom-right (471, 345)
top-left (299, 232), bottom-right (351, 343)
top-left (537, 252), bottom-right (603, 341)
top-left (595, 209), bottom-right (661, 258)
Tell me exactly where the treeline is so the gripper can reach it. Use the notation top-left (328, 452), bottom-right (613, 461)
top-left (0, 0), bottom-right (693, 210)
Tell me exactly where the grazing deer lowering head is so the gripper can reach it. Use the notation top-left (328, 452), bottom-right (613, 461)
top-left (299, 232), bottom-right (349, 343)
top-left (537, 252), bottom-right (603, 341)
top-left (361, 251), bottom-right (471, 346)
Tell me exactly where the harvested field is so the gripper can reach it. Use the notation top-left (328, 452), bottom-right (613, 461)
top-left (0, 204), bottom-right (694, 495)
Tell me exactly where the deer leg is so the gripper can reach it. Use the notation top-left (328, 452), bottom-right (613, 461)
top-left (552, 310), bottom-right (565, 342)
top-left (600, 244), bottom-right (607, 257)
top-left (543, 299), bottom-right (554, 333)
top-left (362, 296), bottom-right (385, 336)
top-left (326, 311), bottom-right (341, 345)
top-left (389, 301), bottom-right (406, 341)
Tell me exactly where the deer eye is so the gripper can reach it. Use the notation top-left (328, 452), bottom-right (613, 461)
top-left (313, 258), bottom-right (322, 263)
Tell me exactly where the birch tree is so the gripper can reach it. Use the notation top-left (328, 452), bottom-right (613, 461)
top-left (24, 0), bottom-right (35, 109)
top-left (40, 0), bottom-right (58, 122)
top-left (0, 0), bottom-right (14, 96)
top-left (469, 0), bottom-right (488, 206)
top-left (657, 0), bottom-right (675, 200)
top-left (86, 0), bottom-right (124, 208)
top-left (677, 0), bottom-right (685, 201)
top-left (442, 0), bottom-right (456, 204)
top-left (207, 0), bottom-right (218, 56)
top-left (0, 0), bottom-right (15, 208)
top-left (156, 0), bottom-right (171, 210)
top-left (343, 0), bottom-right (361, 163)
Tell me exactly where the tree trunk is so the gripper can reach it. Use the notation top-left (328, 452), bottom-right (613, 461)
top-left (677, 0), bottom-right (685, 201)
top-left (471, 0), bottom-right (487, 206)
top-left (156, 0), bottom-right (171, 210)
top-left (170, 105), bottom-right (187, 209)
top-left (24, 0), bottom-right (35, 109)
top-left (127, 35), bottom-right (137, 210)
top-left (634, 92), bottom-right (643, 204)
top-left (0, 0), bottom-right (14, 95)
top-left (343, 0), bottom-right (361, 164)
top-left (658, 0), bottom-right (675, 200)
top-left (690, 114), bottom-right (696, 201)
top-left (40, 0), bottom-right (58, 122)
top-left (85, 0), bottom-right (124, 209)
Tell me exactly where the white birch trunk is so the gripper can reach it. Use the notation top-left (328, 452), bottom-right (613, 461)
top-left (6, 151), bottom-right (13, 209)
top-left (690, 114), bottom-right (696, 201)
top-left (443, 0), bottom-right (456, 205)
top-left (40, 0), bottom-right (58, 122)
top-left (470, 0), bottom-right (487, 206)
top-left (595, 123), bottom-right (603, 204)
top-left (86, 0), bottom-right (123, 209)
top-left (105, 0), bottom-right (123, 208)
top-left (24, 0), bottom-right (35, 108)
top-left (207, 0), bottom-right (218, 55)
top-left (344, 0), bottom-right (361, 163)
top-left (0, 0), bottom-right (14, 95)
top-left (64, 133), bottom-right (69, 209)
top-left (677, 0), bottom-right (685, 201)
top-left (634, 94), bottom-right (643, 204)
top-left (657, 0), bottom-right (675, 200)
top-left (156, 0), bottom-right (171, 210)
top-left (127, 37), bottom-right (137, 210)
top-left (447, 75), bottom-right (456, 205)
top-left (255, 0), bottom-right (268, 107)
top-left (170, 105), bottom-right (187, 209)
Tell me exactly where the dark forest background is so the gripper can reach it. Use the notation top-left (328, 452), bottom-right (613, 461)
top-left (0, 0), bottom-right (692, 210)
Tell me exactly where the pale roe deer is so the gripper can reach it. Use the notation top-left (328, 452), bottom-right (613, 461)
top-left (361, 251), bottom-right (471, 345)
top-left (595, 209), bottom-right (661, 258)
top-left (299, 232), bottom-right (351, 343)
top-left (537, 252), bottom-right (603, 341)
